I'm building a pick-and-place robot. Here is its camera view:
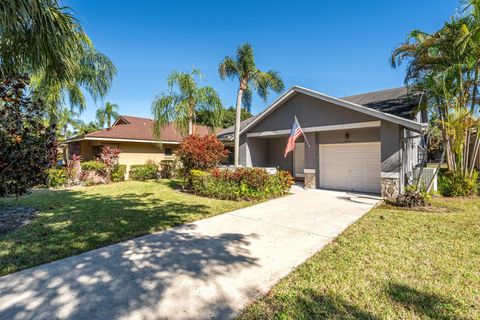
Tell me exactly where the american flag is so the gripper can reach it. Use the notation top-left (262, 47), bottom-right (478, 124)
top-left (284, 117), bottom-right (304, 158)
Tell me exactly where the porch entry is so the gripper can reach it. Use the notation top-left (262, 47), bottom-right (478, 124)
top-left (319, 142), bottom-right (381, 194)
top-left (293, 142), bottom-right (305, 178)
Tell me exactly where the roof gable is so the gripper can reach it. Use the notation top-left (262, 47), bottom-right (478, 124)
top-left (240, 86), bottom-right (427, 135)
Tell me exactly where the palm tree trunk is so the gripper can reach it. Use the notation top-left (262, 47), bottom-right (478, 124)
top-left (234, 87), bottom-right (244, 168)
top-left (471, 61), bottom-right (479, 113)
top-left (188, 118), bottom-right (193, 135)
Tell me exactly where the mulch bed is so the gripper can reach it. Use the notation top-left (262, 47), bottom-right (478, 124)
top-left (0, 205), bottom-right (38, 236)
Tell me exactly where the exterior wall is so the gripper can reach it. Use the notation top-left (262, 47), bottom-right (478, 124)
top-left (66, 140), bottom-right (177, 179)
top-left (380, 121), bottom-right (402, 198)
top-left (248, 93), bottom-right (377, 133)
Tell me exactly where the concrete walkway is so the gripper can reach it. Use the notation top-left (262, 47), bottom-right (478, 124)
top-left (0, 187), bottom-right (380, 320)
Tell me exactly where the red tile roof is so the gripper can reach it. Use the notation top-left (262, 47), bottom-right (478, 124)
top-left (77, 115), bottom-right (213, 142)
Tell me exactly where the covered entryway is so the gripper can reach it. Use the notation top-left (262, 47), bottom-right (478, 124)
top-left (319, 142), bottom-right (381, 194)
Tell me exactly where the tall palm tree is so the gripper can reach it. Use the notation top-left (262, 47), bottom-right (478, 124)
top-left (152, 69), bottom-right (223, 137)
top-left (56, 107), bottom-right (82, 140)
top-left (96, 102), bottom-right (119, 128)
top-left (218, 43), bottom-right (285, 167)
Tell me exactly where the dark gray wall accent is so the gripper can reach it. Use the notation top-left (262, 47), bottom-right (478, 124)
top-left (380, 121), bottom-right (401, 173)
top-left (316, 127), bottom-right (380, 145)
top-left (267, 137), bottom-right (293, 173)
top-left (304, 132), bottom-right (317, 170)
top-left (247, 138), bottom-right (268, 167)
top-left (249, 93), bottom-right (377, 133)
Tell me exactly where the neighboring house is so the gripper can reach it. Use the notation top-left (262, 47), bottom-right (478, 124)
top-left (62, 115), bottom-right (212, 177)
top-left (218, 86), bottom-right (429, 198)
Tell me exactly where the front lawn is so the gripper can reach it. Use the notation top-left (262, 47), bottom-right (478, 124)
top-left (239, 197), bottom-right (480, 319)
top-left (0, 180), bottom-right (251, 276)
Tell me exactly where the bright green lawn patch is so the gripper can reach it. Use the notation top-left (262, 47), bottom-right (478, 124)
top-left (0, 180), bottom-right (251, 276)
top-left (239, 197), bottom-right (480, 320)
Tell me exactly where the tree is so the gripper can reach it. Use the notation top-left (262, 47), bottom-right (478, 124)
top-left (96, 102), bottom-right (119, 128)
top-left (196, 106), bottom-right (253, 128)
top-left (0, 1), bottom-right (116, 115)
top-left (391, 0), bottom-right (480, 183)
top-left (74, 121), bottom-right (102, 135)
top-left (152, 69), bottom-right (224, 137)
top-left (56, 107), bottom-right (82, 140)
top-left (0, 77), bottom-right (57, 196)
top-left (218, 43), bottom-right (285, 167)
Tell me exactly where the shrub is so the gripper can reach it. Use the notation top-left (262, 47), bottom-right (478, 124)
top-left (177, 134), bottom-right (228, 172)
top-left (47, 168), bottom-right (68, 188)
top-left (81, 161), bottom-right (107, 174)
top-left (111, 164), bottom-right (127, 182)
top-left (439, 170), bottom-right (479, 197)
top-left (191, 168), bottom-right (294, 201)
top-left (129, 164), bottom-right (158, 181)
top-left (396, 186), bottom-right (431, 208)
top-left (0, 76), bottom-right (57, 196)
top-left (160, 160), bottom-right (177, 178)
top-left (100, 146), bottom-right (121, 182)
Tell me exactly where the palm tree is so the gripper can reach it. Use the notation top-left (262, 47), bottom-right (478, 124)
top-left (56, 107), bottom-right (82, 140)
top-left (152, 69), bottom-right (223, 137)
top-left (218, 43), bottom-right (285, 167)
top-left (0, 1), bottom-right (116, 115)
top-left (96, 102), bottom-right (119, 128)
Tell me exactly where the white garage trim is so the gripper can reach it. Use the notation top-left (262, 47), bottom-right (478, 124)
top-left (319, 142), bottom-right (381, 194)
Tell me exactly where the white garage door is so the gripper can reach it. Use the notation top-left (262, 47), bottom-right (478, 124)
top-left (319, 142), bottom-right (381, 194)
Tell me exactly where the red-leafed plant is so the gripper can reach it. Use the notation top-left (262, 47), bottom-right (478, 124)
top-left (66, 154), bottom-right (81, 185)
top-left (178, 134), bottom-right (228, 171)
top-left (177, 134), bottom-right (228, 187)
top-left (100, 146), bottom-right (121, 182)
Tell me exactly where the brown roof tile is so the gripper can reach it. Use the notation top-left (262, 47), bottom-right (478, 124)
top-left (83, 115), bottom-right (212, 142)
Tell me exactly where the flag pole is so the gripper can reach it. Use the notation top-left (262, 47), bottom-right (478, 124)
top-left (295, 116), bottom-right (311, 148)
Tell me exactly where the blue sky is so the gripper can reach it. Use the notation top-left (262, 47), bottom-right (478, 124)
top-left (65, 0), bottom-right (459, 123)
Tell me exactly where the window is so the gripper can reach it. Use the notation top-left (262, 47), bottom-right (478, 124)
top-left (164, 147), bottom-right (173, 156)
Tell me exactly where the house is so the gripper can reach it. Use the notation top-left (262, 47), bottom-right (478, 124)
top-left (218, 86), bottom-right (429, 198)
top-left (62, 115), bottom-right (212, 177)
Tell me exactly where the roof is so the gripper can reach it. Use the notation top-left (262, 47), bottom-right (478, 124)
top-left (341, 87), bottom-right (421, 119)
top-left (64, 115), bottom-right (212, 144)
top-left (217, 87), bottom-right (423, 141)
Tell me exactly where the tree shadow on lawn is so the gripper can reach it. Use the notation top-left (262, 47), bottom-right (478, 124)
top-left (267, 288), bottom-right (382, 320)
top-left (0, 224), bottom-right (261, 319)
top-left (0, 188), bottom-right (220, 275)
top-left (386, 282), bottom-right (467, 320)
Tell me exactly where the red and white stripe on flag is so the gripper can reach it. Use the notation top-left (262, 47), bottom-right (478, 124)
top-left (284, 118), bottom-right (304, 158)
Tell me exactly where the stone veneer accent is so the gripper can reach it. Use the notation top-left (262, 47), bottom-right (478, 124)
top-left (304, 169), bottom-right (316, 189)
top-left (381, 177), bottom-right (399, 199)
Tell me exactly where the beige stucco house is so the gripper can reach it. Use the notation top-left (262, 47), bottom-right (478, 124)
top-left (62, 115), bottom-right (211, 177)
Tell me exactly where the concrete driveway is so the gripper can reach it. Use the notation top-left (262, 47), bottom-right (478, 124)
top-left (0, 187), bottom-right (380, 320)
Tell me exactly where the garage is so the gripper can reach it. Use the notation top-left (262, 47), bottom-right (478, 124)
top-left (319, 142), bottom-right (381, 194)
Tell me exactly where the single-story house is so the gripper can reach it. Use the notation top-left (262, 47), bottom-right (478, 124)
top-left (218, 86), bottom-right (429, 198)
top-left (62, 115), bottom-right (212, 177)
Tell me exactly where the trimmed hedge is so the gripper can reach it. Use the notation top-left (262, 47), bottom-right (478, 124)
top-left (81, 161), bottom-right (106, 173)
top-left (191, 167), bottom-right (294, 201)
top-left (111, 164), bottom-right (127, 182)
top-left (160, 160), bottom-right (177, 178)
top-left (129, 164), bottom-right (158, 181)
top-left (47, 168), bottom-right (68, 187)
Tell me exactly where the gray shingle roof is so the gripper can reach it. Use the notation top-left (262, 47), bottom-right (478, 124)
top-left (341, 87), bottom-right (421, 119)
top-left (217, 87), bottom-right (421, 139)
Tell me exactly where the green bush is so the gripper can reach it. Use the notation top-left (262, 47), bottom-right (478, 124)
top-left (81, 161), bottom-right (106, 174)
top-left (47, 168), bottom-right (68, 188)
top-left (111, 164), bottom-right (127, 182)
top-left (191, 168), bottom-right (294, 201)
top-left (439, 170), bottom-right (479, 197)
top-left (396, 185), bottom-right (431, 207)
top-left (129, 164), bottom-right (158, 181)
top-left (160, 160), bottom-right (177, 178)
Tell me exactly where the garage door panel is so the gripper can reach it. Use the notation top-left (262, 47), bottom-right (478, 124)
top-left (319, 142), bottom-right (381, 194)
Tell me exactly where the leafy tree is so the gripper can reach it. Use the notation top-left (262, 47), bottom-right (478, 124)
top-left (56, 107), bottom-right (82, 140)
top-left (0, 77), bottom-right (57, 196)
top-left (96, 102), bottom-right (119, 128)
top-left (74, 121), bottom-right (103, 135)
top-left (152, 69), bottom-right (224, 137)
top-left (391, 0), bottom-right (480, 181)
top-left (196, 106), bottom-right (253, 128)
top-left (218, 43), bottom-right (284, 167)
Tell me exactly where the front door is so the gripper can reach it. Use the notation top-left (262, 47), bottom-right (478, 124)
top-left (293, 142), bottom-right (305, 178)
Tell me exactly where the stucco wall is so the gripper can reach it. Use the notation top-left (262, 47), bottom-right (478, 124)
top-left (248, 93), bottom-right (377, 133)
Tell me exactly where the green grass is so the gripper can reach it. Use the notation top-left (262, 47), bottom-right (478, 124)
top-left (238, 197), bottom-right (480, 320)
top-left (0, 180), bottom-right (251, 276)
